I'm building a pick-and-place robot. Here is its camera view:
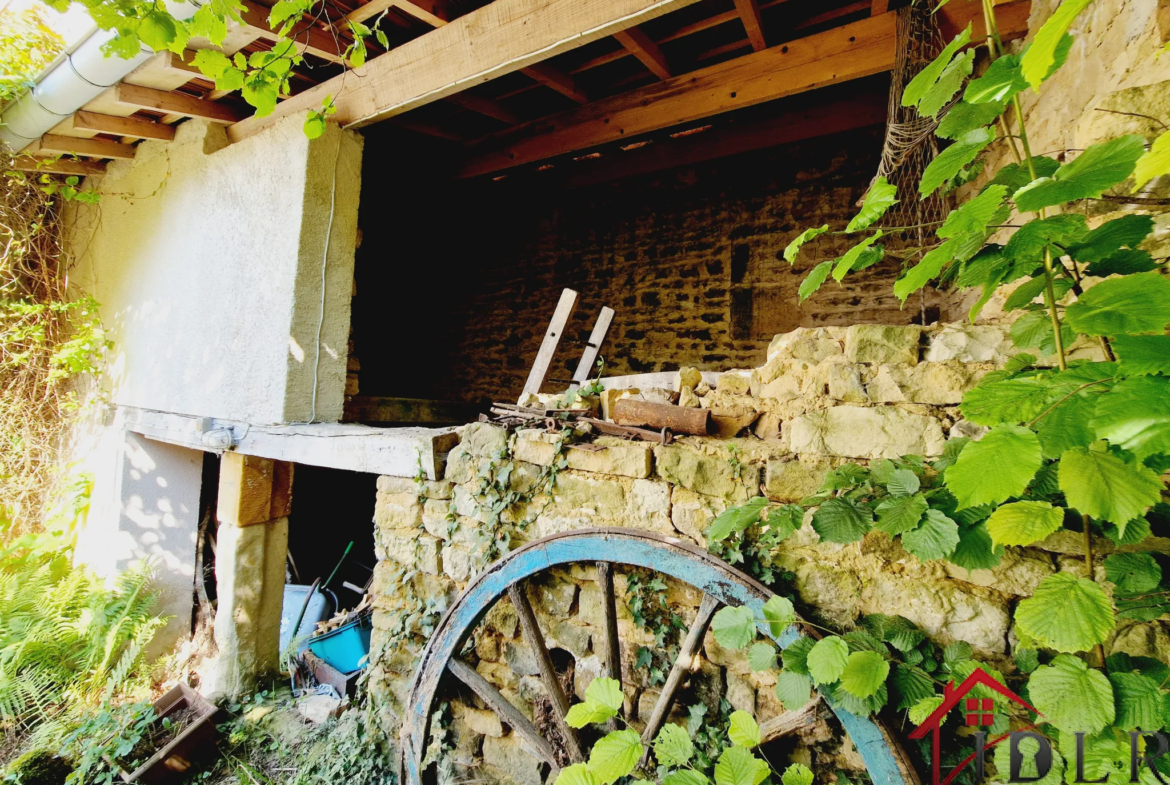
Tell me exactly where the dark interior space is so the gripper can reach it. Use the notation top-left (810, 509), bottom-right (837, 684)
top-left (350, 77), bottom-right (949, 406)
top-left (286, 465), bottom-right (378, 612)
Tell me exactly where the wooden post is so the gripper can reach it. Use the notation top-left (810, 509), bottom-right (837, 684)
top-left (570, 306), bottom-right (615, 390)
top-left (518, 288), bottom-right (578, 404)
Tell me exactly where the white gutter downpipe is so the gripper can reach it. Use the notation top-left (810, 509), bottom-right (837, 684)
top-left (0, 0), bottom-right (203, 154)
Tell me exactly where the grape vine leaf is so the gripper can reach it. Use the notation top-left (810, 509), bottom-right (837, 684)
top-left (921, 127), bottom-right (996, 197)
top-left (812, 497), bottom-right (873, 543)
top-left (901, 509), bottom-right (961, 561)
top-left (1104, 553), bottom-right (1162, 595)
top-left (1058, 445), bottom-right (1163, 526)
top-left (1109, 672), bottom-right (1163, 731)
top-left (1014, 135), bottom-right (1147, 212)
top-left (985, 500), bottom-right (1065, 547)
top-left (1113, 334), bottom-right (1170, 376)
top-left (874, 493), bottom-right (928, 535)
top-left (989, 156), bottom-right (1061, 196)
top-left (839, 650), bottom-right (890, 699)
top-left (938, 185), bottom-right (1010, 240)
top-left (707, 497), bottom-right (769, 543)
top-left (762, 596), bottom-right (796, 637)
top-left (1016, 573), bottom-right (1115, 653)
top-left (798, 260), bottom-right (834, 302)
top-left (781, 764), bottom-right (814, 785)
top-left (566, 677), bottom-right (624, 727)
top-left (1028, 654), bottom-right (1115, 733)
top-left (711, 606), bottom-right (757, 650)
top-left (1010, 310), bottom-right (1077, 358)
top-left (1086, 249), bottom-right (1157, 276)
top-left (653, 724), bottom-right (693, 767)
top-left (945, 425), bottom-right (1042, 509)
top-left (806, 636), bottom-right (849, 685)
top-left (775, 670), bottom-right (812, 711)
top-left (588, 730), bottom-right (643, 785)
top-left (748, 643), bottom-right (777, 672)
top-left (918, 49), bottom-right (975, 119)
top-left (1002, 276), bottom-right (1074, 312)
top-left (1134, 128), bottom-right (1170, 191)
top-left (1065, 271), bottom-right (1170, 336)
top-left (727, 710), bottom-right (761, 748)
top-left (714, 747), bottom-right (768, 785)
top-left (783, 225), bottom-right (829, 263)
top-left (1020, 0), bottom-right (1092, 87)
top-left (846, 178), bottom-right (898, 232)
top-left (1090, 375), bottom-right (1170, 461)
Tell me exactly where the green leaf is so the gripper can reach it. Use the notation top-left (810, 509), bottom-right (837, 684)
top-left (1002, 276), bottom-right (1074, 312)
top-left (965, 51), bottom-right (1028, 104)
top-left (1067, 214), bottom-right (1154, 262)
top-left (586, 677), bottom-right (624, 711)
top-left (1109, 672), bottom-right (1163, 731)
top-left (1020, 0), bottom-right (1092, 87)
top-left (985, 501), bottom-right (1065, 547)
top-left (781, 763), bottom-right (814, 785)
top-left (268, 0), bottom-right (303, 28)
top-left (874, 494), bottom-right (928, 535)
top-left (960, 377), bottom-right (1053, 425)
top-left (908, 695), bottom-right (945, 725)
top-left (191, 49), bottom-right (232, 79)
top-left (949, 522), bottom-right (1004, 570)
top-left (711, 605), bottom-right (757, 650)
top-left (893, 664), bottom-right (935, 709)
top-left (901, 509), bottom-right (961, 561)
top-left (1004, 214), bottom-right (1089, 262)
top-left (762, 596), bottom-right (796, 638)
top-left (937, 99), bottom-right (1007, 141)
top-left (839, 650), bottom-right (890, 699)
top-left (1027, 654), bottom-right (1115, 733)
top-left (1058, 446), bottom-right (1163, 525)
top-left (918, 49), bottom-right (975, 119)
top-left (893, 240), bottom-right (956, 302)
top-left (748, 642), bottom-right (777, 672)
top-left (989, 156), bottom-right (1061, 196)
top-left (707, 497), bottom-right (769, 543)
top-left (937, 185), bottom-right (1010, 239)
top-left (991, 734), bottom-right (1065, 785)
top-left (903, 24), bottom-right (972, 109)
top-left (1091, 375), bottom-right (1170, 461)
top-left (1104, 553), bottom-right (1162, 595)
top-left (1010, 310), bottom-right (1076, 357)
top-left (556, 764), bottom-right (602, 785)
top-left (811, 497), bottom-right (873, 543)
top-left (806, 636), bottom-right (849, 685)
top-left (886, 468), bottom-right (921, 497)
top-left (714, 747), bottom-right (768, 785)
top-left (774, 670), bottom-right (812, 711)
top-left (798, 260), bottom-right (834, 302)
top-left (664, 772), bottom-right (708, 785)
top-left (781, 636), bottom-right (815, 675)
top-left (1016, 572), bottom-right (1116, 653)
top-left (1066, 271), bottom-right (1170, 337)
top-left (653, 724), bottom-right (694, 767)
top-left (1114, 335), bottom-right (1170, 377)
top-left (847, 178), bottom-right (897, 232)
top-left (1037, 388), bottom-right (1101, 459)
top-left (1087, 248), bottom-right (1157, 277)
top-left (1015, 135), bottom-right (1147, 212)
top-left (833, 232), bottom-right (884, 282)
top-left (727, 710), bottom-right (761, 748)
top-left (137, 10), bottom-right (177, 50)
top-left (565, 700), bottom-right (618, 728)
top-left (945, 425), bottom-right (1042, 509)
top-left (303, 114), bottom-right (327, 139)
top-left (1134, 129), bottom-right (1170, 190)
top-left (588, 730), bottom-right (642, 784)
top-left (784, 225), bottom-right (829, 262)
top-left (920, 127), bottom-right (995, 198)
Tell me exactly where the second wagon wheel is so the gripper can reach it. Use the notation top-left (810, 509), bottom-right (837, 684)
top-left (399, 528), bottom-right (922, 785)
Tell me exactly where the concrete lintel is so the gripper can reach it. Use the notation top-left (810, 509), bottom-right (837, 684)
top-left (121, 406), bottom-right (459, 480)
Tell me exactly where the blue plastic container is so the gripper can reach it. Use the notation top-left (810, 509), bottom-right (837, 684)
top-left (280, 585), bottom-right (335, 656)
top-left (308, 615), bottom-right (373, 674)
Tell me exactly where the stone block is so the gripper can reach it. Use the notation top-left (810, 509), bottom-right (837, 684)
top-left (443, 543), bottom-right (474, 582)
top-left (691, 659), bottom-right (724, 714)
top-left (547, 621), bottom-right (591, 657)
top-left (783, 556), bottom-right (861, 627)
top-left (422, 499), bottom-right (454, 540)
top-left (478, 661), bottom-right (520, 692)
top-left (377, 474), bottom-right (454, 500)
top-left (513, 435), bottom-right (558, 466)
top-left (379, 532), bottom-right (440, 575)
top-left (578, 581), bottom-right (632, 628)
top-left (944, 549), bottom-right (1055, 597)
top-left (844, 325), bottom-right (921, 365)
top-left (567, 440), bottom-right (653, 479)
top-left (787, 406), bottom-right (946, 459)
top-left (717, 371), bottom-right (752, 395)
top-left (654, 444), bottom-right (760, 501)
top-left (765, 459), bottom-right (831, 502)
top-left (924, 323), bottom-right (1015, 363)
top-left (477, 633), bottom-right (502, 662)
top-left (486, 601), bottom-right (519, 638)
top-left (704, 630), bottom-right (750, 673)
top-left (670, 487), bottom-right (729, 546)
top-left (374, 492), bottom-right (424, 530)
top-left (462, 422), bottom-right (509, 458)
top-left (767, 327), bottom-right (845, 363)
top-left (858, 572), bottom-right (1009, 653)
top-left (726, 670), bottom-right (756, 714)
top-left (825, 360), bottom-right (868, 403)
top-left (482, 734), bottom-right (544, 785)
top-left (531, 576), bottom-right (577, 616)
top-left (628, 479), bottom-right (676, 535)
top-left (573, 654), bottom-right (605, 700)
top-left (504, 642), bottom-right (540, 676)
top-left (679, 366), bottom-right (703, 388)
top-left (865, 362), bottom-right (984, 405)
top-left (444, 450), bottom-right (477, 484)
top-left (218, 453), bottom-right (292, 527)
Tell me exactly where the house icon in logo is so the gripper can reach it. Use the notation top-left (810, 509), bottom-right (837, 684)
top-left (908, 667), bottom-right (1043, 785)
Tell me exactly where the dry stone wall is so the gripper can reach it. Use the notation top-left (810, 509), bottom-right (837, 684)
top-left (361, 320), bottom-right (1170, 785)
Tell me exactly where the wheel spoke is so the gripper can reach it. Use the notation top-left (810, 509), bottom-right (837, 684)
top-left (760, 697), bottom-right (822, 744)
top-left (639, 593), bottom-right (720, 759)
top-left (597, 563), bottom-right (622, 685)
top-left (508, 583), bottom-right (585, 762)
top-left (447, 658), bottom-right (561, 772)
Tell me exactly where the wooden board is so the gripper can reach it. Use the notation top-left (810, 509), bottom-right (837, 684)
top-left (571, 306), bottom-right (615, 386)
top-left (38, 134), bottom-right (137, 160)
top-left (733, 0), bottom-right (766, 51)
top-left (518, 288), bottom-right (578, 404)
top-left (115, 84), bottom-right (243, 123)
top-left (72, 111), bottom-right (177, 141)
top-left (613, 26), bottom-right (671, 79)
top-left (227, 0), bottom-right (703, 142)
top-left (12, 156), bottom-right (106, 176)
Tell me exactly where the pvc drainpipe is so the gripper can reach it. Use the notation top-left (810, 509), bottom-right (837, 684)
top-left (0, 0), bottom-right (203, 154)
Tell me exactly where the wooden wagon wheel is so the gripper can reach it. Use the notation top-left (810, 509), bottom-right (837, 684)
top-left (399, 528), bottom-right (922, 785)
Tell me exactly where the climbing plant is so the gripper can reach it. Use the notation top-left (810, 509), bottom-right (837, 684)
top-left (705, 0), bottom-right (1170, 779)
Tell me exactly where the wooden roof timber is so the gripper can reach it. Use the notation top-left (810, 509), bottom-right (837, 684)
top-left (227, 0), bottom-right (704, 142)
top-left (458, 0), bottom-right (1031, 178)
top-left (733, 0), bottom-right (767, 51)
top-left (37, 133), bottom-right (138, 160)
top-left (614, 26), bottom-right (672, 79)
top-left (12, 156), bottom-right (107, 176)
top-left (72, 110), bottom-right (177, 141)
top-left (116, 83), bottom-right (244, 123)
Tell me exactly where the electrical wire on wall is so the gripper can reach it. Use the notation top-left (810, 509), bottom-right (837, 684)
top-left (306, 127), bottom-right (345, 425)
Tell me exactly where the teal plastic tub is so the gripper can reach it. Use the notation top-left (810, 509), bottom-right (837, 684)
top-left (308, 615), bottom-right (372, 674)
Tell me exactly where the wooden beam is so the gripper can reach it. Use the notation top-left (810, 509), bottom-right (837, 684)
top-left (344, 0), bottom-right (396, 25)
top-left (228, 0), bottom-right (702, 142)
top-left (238, 0), bottom-right (345, 63)
top-left (461, 1), bottom-right (1029, 178)
top-left (12, 156), bottom-right (106, 176)
top-left (870, 0), bottom-right (889, 15)
top-left (613, 26), bottom-right (671, 79)
top-left (445, 91), bottom-right (522, 124)
top-left (733, 0), bottom-right (766, 51)
top-left (115, 84), bottom-right (244, 124)
top-left (160, 50), bottom-right (208, 79)
top-left (521, 63), bottom-right (589, 104)
top-left (38, 134), bottom-right (137, 160)
top-left (73, 110), bottom-right (176, 141)
top-left (389, 0), bottom-right (449, 27)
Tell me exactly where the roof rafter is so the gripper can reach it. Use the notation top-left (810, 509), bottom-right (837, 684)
top-left (733, 0), bottom-right (767, 51)
top-left (613, 25), bottom-right (671, 79)
top-left (115, 84), bottom-right (244, 123)
top-left (38, 134), bottom-right (138, 160)
top-left (72, 110), bottom-right (177, 141)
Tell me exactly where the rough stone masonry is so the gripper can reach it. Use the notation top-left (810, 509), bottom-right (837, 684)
top-left (361, 320), bottom-right (1170, 785)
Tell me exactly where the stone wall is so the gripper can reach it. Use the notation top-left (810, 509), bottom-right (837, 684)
top-left (359, 320), bottom-right (1165, 784)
